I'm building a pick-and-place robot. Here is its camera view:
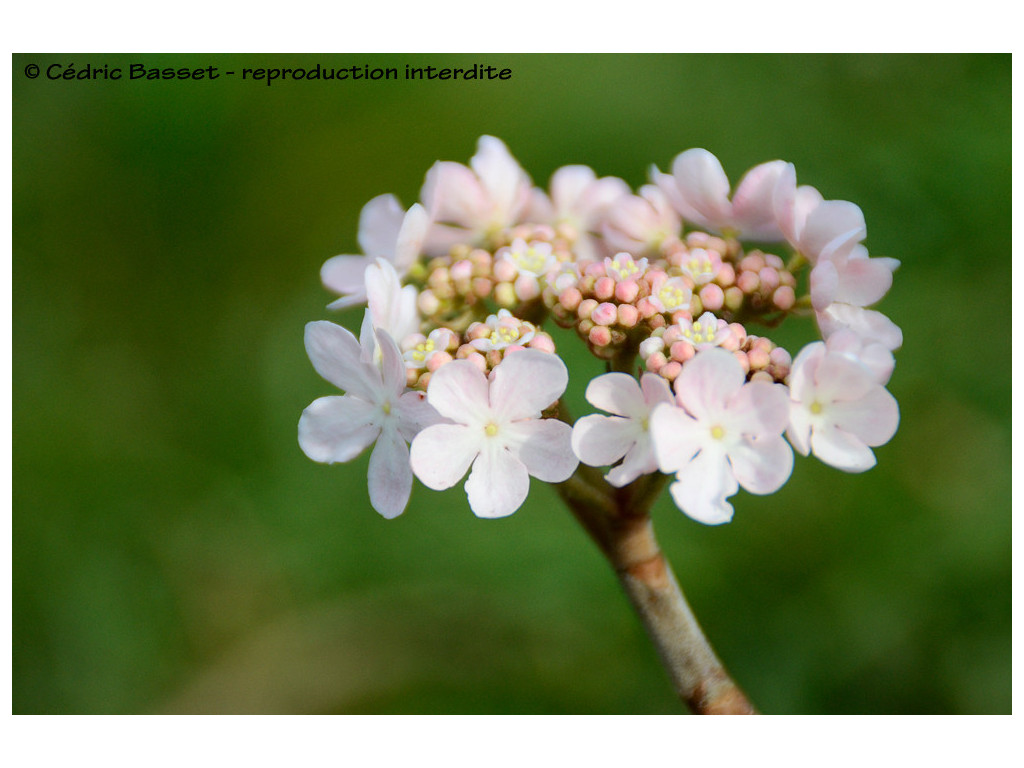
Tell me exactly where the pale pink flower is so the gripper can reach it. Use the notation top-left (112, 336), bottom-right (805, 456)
top-left (604, 252), bottom-right (648, 282)
top-left (647, 272), bottom-right (693, 314)
top-left (772, 163), bottom-right (866, 263)
top-left (572, 373), bottom-right (674, 487)
top-left (809, 242), bottom-right (900, 311)
top-left (403, 327), bottom-right (457, 371)
top-left (468, 309), bottom-right (537, 352)
top-left (650, 348), bottom-right (793, 525)
top-left (409, 350), bottom-right (577, 518)
top-left (298, 317), bottom-right (443, 519)
top-left (602, 185), bottom-right (682, 255)
top-left (365, 258), bottom-right (420, 346)
top-left (495, 237), bottom-right (557, 278)
top-left (675, 311), bottom-right (730, 350)
top-left (420, 136), bottom-right (534, 255)
top-left (824, 328), bottom-right (895, 385)
top-left (787, 341), bottom-right (899, 472)
top-left (321, 196), bottom-right (428, 310)
top-left (652, 149), bottom-right (788, 241)
top-left (527, 165), bottom-right (631, 261)
top-left (816, 303), bottom-right (903, 351)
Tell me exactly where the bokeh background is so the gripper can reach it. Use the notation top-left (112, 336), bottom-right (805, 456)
top-left (13, 53), bottom-right (1010, 714)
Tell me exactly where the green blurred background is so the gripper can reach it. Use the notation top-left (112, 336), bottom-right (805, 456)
top-left (12, 53), bottom-right (1011, 714)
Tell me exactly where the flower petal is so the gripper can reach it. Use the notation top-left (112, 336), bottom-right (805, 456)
top-left (356, 194), bottom-right (405, 258)
top-left (817, 304), bottom-right (903, 350)
top-left (425, 359), bottom-right (491, 424)
top-left (464, 441), bottom-right (530, 518)
top-left (800, 201), bottom-right (866, 261)
top-left (668, 148), bottom-right (733, 230)
top-left (605, 436), bottom-right (659, 488)
top-left (298, 395), bottom-right (379, 464)
top-left (572, 414), bottom-right (640, 467)
top-left (392, 203), bottom-right (429, 273)
top-left (809, 421), bottom-right (877, 472)
top-left (667, 446), bottom-right (738, 525)
top-left (409, 423), bottom-right (480, 490)
top-left (729, 160), bottom-right (787, 240)
top-left (584, 372), bottom-right (646, 418)
top-left (394, 389), bottom-right (446, 443)
top-left (321, 254), bottom-right (373, 307)
top-left (728, 434), bottom-right (793, 495)
top-left (504, 418), bottom-right (577, 483)
top-left (829, 385), bottom-right (899, 447)
top-left (672, 348), bottom-right (746, 423)
top-left (470, 136), bottom-right (531, 225)
top-left (727, 380), bottom-right (791, 436)
top-left (489, 350), bottom-right (568, 424)
top-left (367, 425), bottom-right (412, 519)
top-left (304, 321), bottom-right (379, 400)
top-left (650, 402), bottom-right (703, 474)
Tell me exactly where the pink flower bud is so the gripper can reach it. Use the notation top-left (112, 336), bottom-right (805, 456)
top-left (739, 253), bottom-right (765, 272)
top-left (772, 285), bottom-right (796, 310)
top-left (748, 345), bottom-right (770, 370)
top-left (594, 276), bottom-right (616, 300)
top-left (614, 280), bottom-right (640, 304)
top-left (528, 333), bottom-right (556, 353)
top-left (669, 341), bottom-right (695, 363)
top-left (737, 270), bottom-right (760, 294)
top-left (592, 302), bottom-right (618, 326)
top-left (699, 283), bottom-right (725, 311)
top-left (515, 275), bottom-right (541, 301)
top-left (577, 298), bottom-right (599, 320)
top-left (715, 262), bottom-right (736, 286)
top-left (493, 258), bottom-right (518, 282)
top-left (588, 324), bottom-right (613, 347)
top-left (417, 289), bottom-right (440, 316)
top-left (645, 351), bottom-right (668, 372)
top-left (559, 287), bottom-right (583, 312)
top-left (660, 361), bottom-right (682, 381)
top-left (426, 351), bottom-right (453, 372)
top-left (759, 267), bottom-right (780, 291)
top-left (617, 303), bottom-right (639, 328)
top-left (724, 286), bottom-right (744, 311)
top-left (450, 259), bottom-right (473, 281)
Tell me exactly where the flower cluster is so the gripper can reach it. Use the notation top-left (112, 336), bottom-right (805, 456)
top-left (300, 137), bottom-right (900, 524)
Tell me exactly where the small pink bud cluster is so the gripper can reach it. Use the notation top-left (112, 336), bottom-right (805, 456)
top-left (639, 317), bottom-right (790, 385)
top-left (545, 253), bottom-right (701, 360)
top-left (415, 246), bottom-right (497, 329)
top-left (730, 250), bottom-right (798, 315)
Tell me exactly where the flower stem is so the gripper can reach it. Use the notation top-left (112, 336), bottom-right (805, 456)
top-left (556, 466), bottom-right (757, 714)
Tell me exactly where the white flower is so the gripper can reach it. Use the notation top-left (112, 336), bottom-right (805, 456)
top-left (651, 149), bottom-right (788, 241)
top-left (787, 341), bottom-right (899, 472)
top-left (495, 237), bottom-right (557, 278)
top-left (298, 317), bottom-right (443, 519)
top-left (420, 136), bottom-right (534, 255)
top-left (604, 252), bottom-right (648, 282)
top-left (772, 163), bottom-right (866, 263)
top-left (409, 350), bottom-right (578, 518)
top-left (602, 185), bottom-right (682, 255)
top-left (650, 348), bottom-right (793, 525)
top-left (468, 309), bottom-right (537, 352)
top-left (365, 257), bottom-right (420, 346)
top-left (320, 196), bottom-right (428, 310)
top-left (675, 311), bottom-right (729, 349)
top-left (572, 373), bottom-right (674, 487)
top-left (526, 165), bottom-right (631, 261)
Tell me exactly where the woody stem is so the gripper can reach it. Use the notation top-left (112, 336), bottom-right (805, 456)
top-left (556, 466), bottom-right (757, 714)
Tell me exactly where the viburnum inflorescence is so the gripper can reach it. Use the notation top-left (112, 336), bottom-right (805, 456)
top-left (299, 136), bottom-right (901, 525)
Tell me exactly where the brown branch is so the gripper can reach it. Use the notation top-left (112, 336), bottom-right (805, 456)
top-left (557, 465), bottom-right (756, 714)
